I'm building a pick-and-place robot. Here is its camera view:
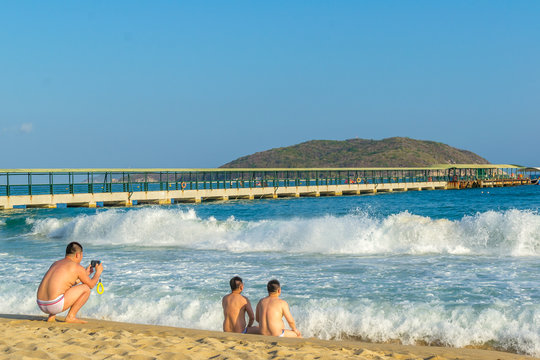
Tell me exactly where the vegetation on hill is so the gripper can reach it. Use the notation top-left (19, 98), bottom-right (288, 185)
top-left (220, 137), bottom-right (489, 168)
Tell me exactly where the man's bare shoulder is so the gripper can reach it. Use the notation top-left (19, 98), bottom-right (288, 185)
top-left (68, 260), bottom-right (83, 269)
top-left (49, 258), bottom-right (65, 267)
top-left (271, 297), bottom-right (288, 309)
top-left (54, 259), bottom-right (84, 274)
top-left (223, 293), bottom-right (247, 303)
top-left (232, 293), bottom-right (248, 304)
top-left (258, 296), bottom-right (274, 307)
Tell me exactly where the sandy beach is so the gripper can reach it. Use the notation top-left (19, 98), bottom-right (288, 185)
top-left (1, 314), bottom-right (537, 360)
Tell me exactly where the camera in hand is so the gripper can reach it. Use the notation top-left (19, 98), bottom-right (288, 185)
top-left (91, 260), bottom-right (101, 268)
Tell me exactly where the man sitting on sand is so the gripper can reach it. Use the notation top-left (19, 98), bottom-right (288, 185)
top-left (256, 279), bottom-right (301, 338)
top-left (36, 241), bottom-right (104, 323)
top-left (222, 276), bottom-right (256, 333)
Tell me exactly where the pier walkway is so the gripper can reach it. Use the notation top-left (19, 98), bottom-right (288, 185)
top-left (0, 165), bottom-right (535, 210)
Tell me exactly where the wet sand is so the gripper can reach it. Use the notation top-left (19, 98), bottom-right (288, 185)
top-left (1, 314), bottom-right (537, 360)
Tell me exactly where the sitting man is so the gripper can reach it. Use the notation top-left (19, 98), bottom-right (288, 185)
top-left (36, 241), bottom-right (104, 323)
top-left (256, 279), bottom-right (301, 338)
top-left (222, 276), bottom-right (256, 333)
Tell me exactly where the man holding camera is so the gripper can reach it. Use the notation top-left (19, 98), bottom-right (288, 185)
top-left (37, 241), bottom-right (104, 323)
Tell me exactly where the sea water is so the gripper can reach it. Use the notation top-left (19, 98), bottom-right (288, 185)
top-left (1, 186), bottom-right (539, 356)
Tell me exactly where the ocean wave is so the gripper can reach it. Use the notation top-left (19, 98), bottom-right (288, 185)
top-left (28, 207), bottom-right (540, 256)
top-left (86, 297), bottom-right (540, 356)
top-left (297, 298), bottom-right (540, 356)
top-left (2, 279), bottom-right (538, 356)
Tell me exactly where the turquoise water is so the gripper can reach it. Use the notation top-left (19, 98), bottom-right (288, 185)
top-left (1, 186), bottom-right (539, 355)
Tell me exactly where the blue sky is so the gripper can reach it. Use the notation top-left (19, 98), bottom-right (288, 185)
top-left (1, 1), bottom-right (538, 168)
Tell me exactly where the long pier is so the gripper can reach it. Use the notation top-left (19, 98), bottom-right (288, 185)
top-left (0, 165), bottom-right (537, 210)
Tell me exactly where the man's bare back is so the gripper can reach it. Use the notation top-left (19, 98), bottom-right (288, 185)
top-left (37, 242), bottom-right (103, 323)
top-left (256, 280), bottom-right (301, 338)
top-left (222, 276), bottom-right (255, 333)
top-left (37, 259), bottom-right (84, 301)
top-left (222, 292), bottom-right (253, 332)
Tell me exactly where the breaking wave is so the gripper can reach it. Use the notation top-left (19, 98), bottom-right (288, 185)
top-left (28, 207), bottom-right (540, 256)
top-left (1, 280), bottom-right (538, 356)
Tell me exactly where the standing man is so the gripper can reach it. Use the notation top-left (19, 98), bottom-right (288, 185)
top-left (37, 241), bottom-right (104, 323)
top-left (256, 279), bottom-right (301, 338)
top-left (222, 276), bottom-right (256, 333)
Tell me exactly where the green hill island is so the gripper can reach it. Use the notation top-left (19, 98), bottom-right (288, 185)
top-left (220, 137), bottom-right (489, 168)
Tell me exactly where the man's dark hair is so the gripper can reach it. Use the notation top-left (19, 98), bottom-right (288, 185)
top-left (267, 279), bottom-right (280, 293)
top-left (66, 242), bottom-right (83, 256)
top-left (230, 276), bottom-right (243, 291)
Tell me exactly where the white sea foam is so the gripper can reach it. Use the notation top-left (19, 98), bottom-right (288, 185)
top-left (28, 207), bottom-right (540, 256)
top-left (296, 298), bottom-right (540, 356)
top-left (0, 282), bottom-right (42, 316)
top-left (2, 278), bottom-right (538, 356)
top-left (8, 204), bottom-right (540, 356)
top-left (87, 296), bottom-right (540, 356)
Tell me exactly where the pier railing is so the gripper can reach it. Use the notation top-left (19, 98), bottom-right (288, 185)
top-left (0, 165), bottom-right (533, 197)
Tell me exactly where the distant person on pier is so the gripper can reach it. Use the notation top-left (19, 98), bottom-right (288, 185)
top-left (256, 279), bottom-right (301, 338)
top-left (222, 276), bottom-right (257, 333)
top-left (36, 241), bottom-right (104, 323)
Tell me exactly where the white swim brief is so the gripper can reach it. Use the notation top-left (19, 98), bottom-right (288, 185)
top-left (37, 294), bottom-right (65, 315)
